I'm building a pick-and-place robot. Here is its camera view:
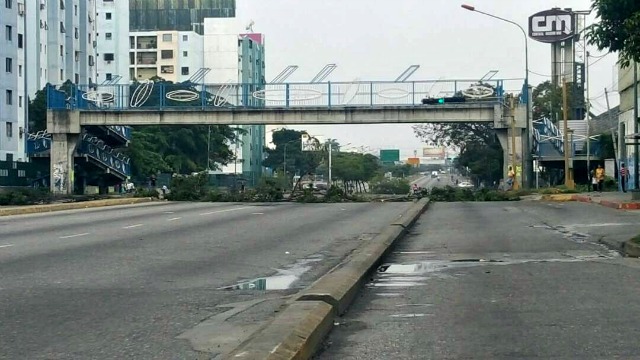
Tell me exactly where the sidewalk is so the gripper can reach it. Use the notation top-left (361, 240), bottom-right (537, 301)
top-left (541, 191), bottom-right (640, 210)
top-left (0, 197), bottom-right (155, 216)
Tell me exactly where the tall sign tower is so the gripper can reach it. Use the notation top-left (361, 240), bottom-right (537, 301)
top-left (529, 8), bottom-right (586, 120)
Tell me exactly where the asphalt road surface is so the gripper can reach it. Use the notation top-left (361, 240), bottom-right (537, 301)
top-left (0, 201), bottom-right (412, 359)
top-left (319, 200), bottom-right (640, 359)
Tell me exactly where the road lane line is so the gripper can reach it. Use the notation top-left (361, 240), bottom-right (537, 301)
top-left (0, 244), bottom-right (14, 248)
top-left (167, 217), bottom-right (182, 221)
top-left (59, 233), bottom-right (90, 239)
top-left (123, 224), bottom-right (144, 229)
top-left (251, 212), bottom-right (264, 215)
top-left (199, 207), bottom-right (251, 216)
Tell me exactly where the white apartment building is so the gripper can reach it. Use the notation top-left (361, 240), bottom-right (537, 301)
top-left (95, 0), bottom-right (129, 86)
top-left (129, 31), bottom-right (204, 83)
top-left (1, 0), bottom-right (98, 161)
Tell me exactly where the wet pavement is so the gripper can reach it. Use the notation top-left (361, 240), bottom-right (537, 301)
top-left (0, 201), bottom-right (413, 359)
top-left (318, 201), bottom-right (640, 359)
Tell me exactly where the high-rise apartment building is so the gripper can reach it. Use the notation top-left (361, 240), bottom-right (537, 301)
top-left (129, 0), bottom-right (235, 34)
top-left (129, 30), bottom-right (204, 82)
top-left (204, 18), bottom-right (266, 184)
top-left (1, 0), bottom-right (98, 161)
top-left (96, 0), bottom-right (130, 86)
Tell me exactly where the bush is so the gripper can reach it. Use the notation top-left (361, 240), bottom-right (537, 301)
top-left (370, 178), bottom-right (411, 195)
top-left (426, 186), bottom-right (520, 202)
top-left (295, 189), bottom-right (323, 203)
top-left (254, 178), bottom-right (284, 202)
top-left (133, 188), bottom-right (159, 198)
top-left (0, 188), bottom-right (52, 206)
top-left (166, 173), bottom-right (209, 201)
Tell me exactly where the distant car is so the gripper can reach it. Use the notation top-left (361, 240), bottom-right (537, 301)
top-left (458, 181), bottom-right (474, 188)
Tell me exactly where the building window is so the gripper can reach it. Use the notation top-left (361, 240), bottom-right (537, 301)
top-left (5, 25), bottom-right (11, 41)
top-left (59, 0), bottom-right (64, 9)
top-left (74, 73), bottom-right (79, 84)
top-left (105, 32), bottom-right (112, 40)
top-left (6, 122), bottom-right (12, 137)
top-left (182, 35), bottom-right (188, 41)
top-left (75, 51), bottom-right (79, 62)
top-left (183, 51), bottom-right (188, 57)
top-left (74, 27), bottom-right (78, 39)
top-left (60, 45), bottom-right (63, 56)
top-left (104, 53), bottom-right (114, 61)
top-left (106, 73), bottom-right (112, 81)
top-left (181, 67), bottom-right (189, 75)
top-left (60, 21), bottom-right (65, 33)
top-left (105, 12), bottom-right (112, 20)
top-left (5, 58), bottom-right (12, 73)
top-left (18, 170), bottom-right (25, 177)
top-left (18, 65), bottom-right (22, 76)
top-left (160, 65), bottom-right (174, 74)
top-left (5, 90), bottom-right (12, 105)
top-left (0, 169), bottom-right (7, 177)
top-left (162, 34), bottom-right (172, 42)
top-left (74, 4), bottom-right (77, 15)
top-left (160, 50), bottom-right (173, 59)
top-left (18, 96), bottom-right (22, 107)
top-left (60, 69), bottom-right (63, 81)
top-left (5, 0), bottom-right (11, 9)
top-left (17, 33), bottom-right (22, 48)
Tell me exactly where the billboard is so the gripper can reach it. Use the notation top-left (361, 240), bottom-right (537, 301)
top-left (422, 147), bottom-right (446, 159)
top-left (528, 9), bottom-right (575, 43)
top-left (380, 149), bottom-right (400, 163)
top-left (407, 157), bottom-right (420, 166)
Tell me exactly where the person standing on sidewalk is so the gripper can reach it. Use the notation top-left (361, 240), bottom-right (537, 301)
top-left (596, 164), bottom-right (605, 192)
top-left (620, 163), bottom-right (629, 193)
top-left (591, 168), bottom-right (598, 192)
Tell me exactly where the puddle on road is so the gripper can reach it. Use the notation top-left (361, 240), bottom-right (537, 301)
top-left (370, 254), bottom-right (618, 288)
top-left (218, 256), bottom-right (323, 291)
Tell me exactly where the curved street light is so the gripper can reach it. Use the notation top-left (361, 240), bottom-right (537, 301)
top-left (462, 4), bottom-right (531, 187)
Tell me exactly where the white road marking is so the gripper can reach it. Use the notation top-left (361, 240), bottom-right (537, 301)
top-left (59, 233), bottom-right (90, 239)
top-left (123, 224), bottom-right (144, 229)
top-left (199, 207), bottom-right (251, 216)
top-left (167, 217), bottom-right (182, 221)
top-left (163, 211), bottom-right (175, 214)
top-left (0, 244), bottom-right (14, 248)
top-left (251, 212), bottom-right (264, 215)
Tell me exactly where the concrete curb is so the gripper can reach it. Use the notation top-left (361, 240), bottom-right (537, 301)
top-left (541, 193), bottom-right (640, 210)
top-left (0, 197), bottom-right (155, 216)
top-left (228, 198), bottom-right (431, 359)
top-left (622, 241), bottom-right (640, 257)
top-left (228, 301), bottom-right (334, 360)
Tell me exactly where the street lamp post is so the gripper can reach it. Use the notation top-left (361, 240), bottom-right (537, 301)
top-left (462, 4), bottom-right (531, 188)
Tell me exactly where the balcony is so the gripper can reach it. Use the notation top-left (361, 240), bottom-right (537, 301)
top-left (135, 53), bottom-right (158, 66)
top-left (136, 36), bottom-right (157, 50)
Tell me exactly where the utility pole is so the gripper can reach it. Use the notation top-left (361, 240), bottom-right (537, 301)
top-left (585, 51), bottom-right (591, 175)
top-left (328, 139), bottom-right (333, 188)
top-left (206, 126), bottom-right (211, 170)
top-left (563, 78), bottom-right (574, 189)
top-left (634, 62), bottom-right (639, 189)
top-left (510, 97), bottom-right (519, 190)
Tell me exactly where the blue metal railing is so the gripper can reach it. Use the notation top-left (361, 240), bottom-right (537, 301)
top-left (46, 79), bottom-right (511, 111)
top-left (26, 132), bottom-right (131, 177)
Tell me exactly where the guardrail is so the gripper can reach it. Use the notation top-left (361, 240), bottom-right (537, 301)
top-left (46, 79), bottom-right (510, 111)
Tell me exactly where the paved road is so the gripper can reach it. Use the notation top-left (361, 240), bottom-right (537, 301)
top-left (320, 200), bottom-right (640, 359)
top-left (0, 201), bottom-right (412, 359)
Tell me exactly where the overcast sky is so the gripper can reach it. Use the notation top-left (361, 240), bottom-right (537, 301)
top-left (236, 0), bottom-right (619, 158)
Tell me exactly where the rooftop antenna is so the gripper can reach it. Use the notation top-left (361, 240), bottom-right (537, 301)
top-left (245, 20), bottom-right (255, 32)
top-left (395, 65), bottom-right (420, 82)
top-left (310, 64), bottom-right (337, 83)
top-left (271, 65), bottom-right (299, 83)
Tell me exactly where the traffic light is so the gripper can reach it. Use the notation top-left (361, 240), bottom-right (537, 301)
top-left (421, 96), bottom-right (466, 105)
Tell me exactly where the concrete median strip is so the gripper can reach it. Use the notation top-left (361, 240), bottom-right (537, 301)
top-left (229, 198), bottom-right (430, 359)
top-left (0, 197), bottom-right (155, 216)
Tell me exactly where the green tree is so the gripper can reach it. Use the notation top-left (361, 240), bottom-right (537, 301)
top-left (263, 129), bottom-right (322, 178)
top-left (28, 87), bottom-right (48, 133)
top-left (587, 0), bottom-right (640, 67)
top-left (127, 125), bottom-right (239, 179)
top-left (413, 123), bottom-right (503, 183)
top-left (532, 81), bottom-right (564, 122)
top-left (331, 152), bottom-right (380, 192)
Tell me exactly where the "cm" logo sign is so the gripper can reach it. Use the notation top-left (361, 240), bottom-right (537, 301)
top-left (529, 9), bottom-right (575, 43)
